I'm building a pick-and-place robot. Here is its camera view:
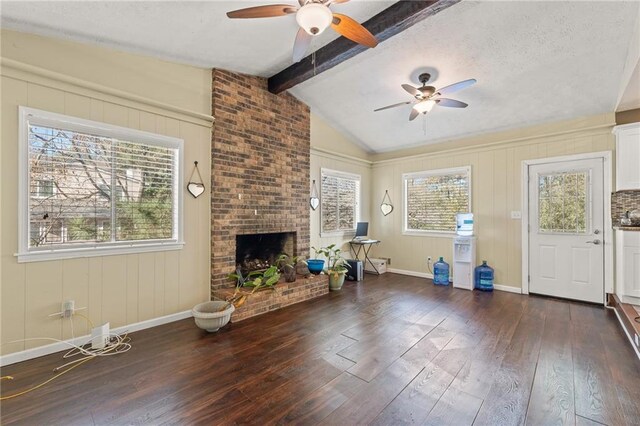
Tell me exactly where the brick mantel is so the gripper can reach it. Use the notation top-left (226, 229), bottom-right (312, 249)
top-left (211, 69), bottom-right (311, 292)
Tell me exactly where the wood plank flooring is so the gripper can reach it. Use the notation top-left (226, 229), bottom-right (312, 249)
top-left (1, 273), bottom-right (639, 425)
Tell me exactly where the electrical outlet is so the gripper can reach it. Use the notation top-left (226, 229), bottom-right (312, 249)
top-left (387, 258), bottom-right (391, 265)
top-left (427, 256), bottom-right (432, 263)
top-left (63, 300), bottom-right (75, 318)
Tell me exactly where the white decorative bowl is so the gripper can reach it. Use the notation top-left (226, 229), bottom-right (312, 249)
top-left (192, 301), bottom-right (235, 332)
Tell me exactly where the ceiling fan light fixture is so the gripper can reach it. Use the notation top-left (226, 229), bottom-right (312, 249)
top-left (414, 99), bottom-right (436, 114)
top-left (296, 3), bottom-right (333, 35)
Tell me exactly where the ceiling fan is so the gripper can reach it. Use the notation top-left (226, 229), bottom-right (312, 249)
top-left (375, 73), bottom-right (477, 121)
top-left (227, 0), bottom-right (378, 63)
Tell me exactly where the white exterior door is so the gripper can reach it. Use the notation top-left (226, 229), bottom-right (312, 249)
top-left (528, 158), bottom-right (605, 303)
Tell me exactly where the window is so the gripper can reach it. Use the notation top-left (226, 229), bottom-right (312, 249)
top-left (403, 166), bottom-right (471, 234)
top-left (18, 107), bottom-right (184, 262)
top-left (538, 171), bottom-right (588, 234)
top-left (320, 169), bottom-right (360, 234)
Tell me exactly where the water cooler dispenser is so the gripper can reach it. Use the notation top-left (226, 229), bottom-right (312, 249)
top-left (453, 213), bottom-right (476, 290)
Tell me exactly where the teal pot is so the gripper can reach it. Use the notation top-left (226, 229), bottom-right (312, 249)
top-left (307, 259), bottom-right (325, 275)
top-left (328, 270), bottom-right (347, 291)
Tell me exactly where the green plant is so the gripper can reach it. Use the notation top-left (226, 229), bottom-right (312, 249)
top-left (223, 266), bottom-right (281, 310)
top-left (275, 254), bottom-right (306, 270)
top-left (319, 244), bottom-right (350, 274)
top-left (310, 246), bottom-right (325, 259)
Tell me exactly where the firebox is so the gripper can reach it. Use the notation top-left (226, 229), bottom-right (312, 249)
top-left (235, 232), bottom-right (296, 275)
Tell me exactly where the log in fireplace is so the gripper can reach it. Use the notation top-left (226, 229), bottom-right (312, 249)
top-left (235, 232), bottom-right (296, 275)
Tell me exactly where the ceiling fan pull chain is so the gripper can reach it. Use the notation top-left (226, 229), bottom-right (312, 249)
top-left (312, 51), bottom-right (317, 76)
top-left (423, 114), bottom-right (427, 136)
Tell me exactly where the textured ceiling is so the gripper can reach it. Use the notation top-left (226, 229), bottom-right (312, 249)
top-left (290, 1), bottom-right (640, 152)
top-left (0, 0), bottom-right (394, 77)
top-left (2, 1), bottom-right (639, 153)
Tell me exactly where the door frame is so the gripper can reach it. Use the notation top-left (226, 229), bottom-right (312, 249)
top-left (521, 151), bottom-right (613, 302)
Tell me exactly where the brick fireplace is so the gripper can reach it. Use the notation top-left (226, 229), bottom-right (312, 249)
top-left (210, 69), bottom-right (311, 293)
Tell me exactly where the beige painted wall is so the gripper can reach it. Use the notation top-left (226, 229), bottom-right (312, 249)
top-left (311, 113), bottom-right (371, 160)
top-left (369, 113), bottom-right (616, 290)
top-left (1, 31), bottom-right (212, 355)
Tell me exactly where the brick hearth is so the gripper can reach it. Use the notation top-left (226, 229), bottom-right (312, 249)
top-left (211, 69), bottom-right (312, 300)
top-left (212, 274), bottom-right (328, 322)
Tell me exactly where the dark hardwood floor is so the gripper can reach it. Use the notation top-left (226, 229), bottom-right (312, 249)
top-left (2, 273), bottom-right (639, 425)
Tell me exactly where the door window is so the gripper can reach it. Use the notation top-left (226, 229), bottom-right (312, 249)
top-left (538, 171), bottom-right (588, 234)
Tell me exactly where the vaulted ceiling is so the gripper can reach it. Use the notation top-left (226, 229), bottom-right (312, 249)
top-left (2, 1), bottom-right (639, 153)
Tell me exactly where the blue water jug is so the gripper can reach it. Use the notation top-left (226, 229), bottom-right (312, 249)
top-left (433, 257), bottom-right (450, 286)
top-left (474, 261), bottom-right (494, 291)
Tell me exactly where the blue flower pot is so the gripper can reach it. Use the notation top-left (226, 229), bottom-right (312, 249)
top-left (307, 259), bottom-right (325, 275)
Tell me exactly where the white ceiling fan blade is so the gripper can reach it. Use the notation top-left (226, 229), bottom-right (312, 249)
top-left (402, 84), bottom-right (422, 98)
top-left (292, 28), bottom-right (312, 63)
top-left (374, 101), bottom-right (412, 112)
top-left (436, 98), bottom-right (468, 108)
top-left (409, 108), bottom-right (420, 121)
top-left (435, 79), bottom-right (477, 96)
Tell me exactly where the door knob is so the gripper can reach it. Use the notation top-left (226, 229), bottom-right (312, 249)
top-left (586, 239), bottom-right (601, 245)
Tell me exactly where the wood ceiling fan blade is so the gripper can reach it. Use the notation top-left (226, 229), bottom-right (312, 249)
top-left (331, 13), bottom-right (378, 48)
top-left (409, 108), bottom-right (420, 121)
top-left (436, 98), bottom-right (468, 108)
top-left (435, 78), bottom-right (477, 96)
top-left (292, 28), bottom-right (312, 63)
top-left (374, 101), bottom-right (412, 112)
top-left (326, 0), bottom-right (351, 4)
top-left (402, 84), bottom-right (421, 98)
top-left (227, 4), bottom-right (297, 19)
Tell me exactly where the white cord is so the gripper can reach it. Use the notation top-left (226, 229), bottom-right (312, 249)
top-left (1, 315), bottom-right (132, 373)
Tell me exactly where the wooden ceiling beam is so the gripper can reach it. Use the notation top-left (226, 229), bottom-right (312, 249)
top-left (267, 0), bottom-right (461, 94)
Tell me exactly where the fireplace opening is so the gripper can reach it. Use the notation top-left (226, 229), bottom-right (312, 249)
top-left (235, 232), bottom-right (296, 275)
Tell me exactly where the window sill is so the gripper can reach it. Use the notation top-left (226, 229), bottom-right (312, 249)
top-left (16, 242), bottom-right (185, 263)
top-left (402, 230), bottom-right (457, 238)
top-left (320, 231), bottom-right (356, 239)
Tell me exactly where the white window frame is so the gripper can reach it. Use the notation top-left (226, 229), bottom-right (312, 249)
top-left (320, 168), bottom-right (361, 237)
top-left (17, 106), bottom-right (184, 263)
top-left (402, 166), bottom-right (472, 237)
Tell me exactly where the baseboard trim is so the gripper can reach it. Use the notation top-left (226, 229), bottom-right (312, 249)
top-left (0, 310), bottom-right (193, 367)
top-left (388, 268), bottom-right (433, 279)
top-left (493, 284), bottom-right (523, 294)
top-left (387, 268), bottom-right (522, 294)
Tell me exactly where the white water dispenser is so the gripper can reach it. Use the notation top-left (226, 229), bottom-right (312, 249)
top-left (453, 213), bottom-right (476, 290)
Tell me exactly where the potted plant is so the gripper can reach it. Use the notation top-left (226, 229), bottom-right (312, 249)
top-left (322, 244), bottom-right (350, 291)
top-left (307, 246), bottom-right (326, 275)
top-left (276, 254), bottom-right (306, 282)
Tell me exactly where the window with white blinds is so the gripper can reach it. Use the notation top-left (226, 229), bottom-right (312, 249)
top-left (321, 169), bottom-right (360, 234)
top-left (403, 166), bottom-right (471, 233)
top-left (18, 107), bottom-right (184, 262)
